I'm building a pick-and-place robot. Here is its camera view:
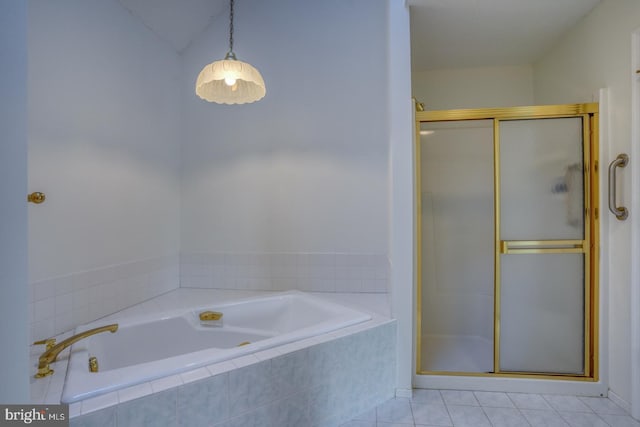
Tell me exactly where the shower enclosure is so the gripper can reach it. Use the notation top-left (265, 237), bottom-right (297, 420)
top-left (416, 104), bottom-right (599, 379)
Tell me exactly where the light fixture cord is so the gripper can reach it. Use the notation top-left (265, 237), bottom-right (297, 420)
top-left (228, 0), bottom-right (234, 55)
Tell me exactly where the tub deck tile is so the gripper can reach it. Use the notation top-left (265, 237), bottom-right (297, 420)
top-left (254, 347), bottom-right (282, 362)
top-left (276, 339), bottom-right (312, 354)
top-left (81, 391), bottom-right (119, 415)
top-left (150, 374), bottom-right (183, 393)
top-left (43, 390), bottom-right (63, 404)
top-left (117, 381), bottom-right (153, 404)
top-left (69, 402), bottom-right (82, 418)
top-left (206, 360), bottom-right (236, 377)
top-left (231, 354), bottom-right (259, 369)
top-left (179, 367), bottom-right (210, 385)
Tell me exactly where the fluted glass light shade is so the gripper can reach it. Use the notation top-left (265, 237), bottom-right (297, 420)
top-left (195, 53), bottom-right (266, 104)
top-left (195, 0), bottom-right (266, 105)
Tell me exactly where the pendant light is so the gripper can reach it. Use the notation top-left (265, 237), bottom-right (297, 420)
top-left (195, 0), bottom-right (266, 104)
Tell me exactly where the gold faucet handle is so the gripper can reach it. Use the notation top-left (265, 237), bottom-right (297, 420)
top-left (89, 356), bottom-right (99, 373)
top-left (200, 311), bottom-right (223, 321)
top-left (33, 338), bottom-right (56, 351)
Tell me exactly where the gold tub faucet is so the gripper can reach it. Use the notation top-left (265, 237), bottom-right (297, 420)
top-left (33, 323), bottom-right (118, 378)
top-left (199, 311), bottom-right (223, 321)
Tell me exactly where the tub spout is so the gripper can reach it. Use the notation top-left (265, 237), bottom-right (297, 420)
top-left (35, 324), bottom-right (118, 378)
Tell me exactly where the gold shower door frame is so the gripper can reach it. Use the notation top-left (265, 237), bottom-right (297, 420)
top-left (415, 103), bottom-right (600, 380)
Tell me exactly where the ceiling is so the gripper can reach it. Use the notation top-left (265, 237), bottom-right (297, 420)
top-left (117, 0), bottom-right (227, 52)
top-left (410, 0), bottom-right (601, 70)
top-left (117, 0), bottom-right (601, 68)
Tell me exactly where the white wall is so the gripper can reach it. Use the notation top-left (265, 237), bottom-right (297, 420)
top-left (0, 0), bottom-right (29, 403)
top-left (27, 0), bottom-right (182, 342)
top-left (412, 65), bottom-right (534, 110)
top-left (533, 0), bottom-right (640, 407)
top-left (181, 0), bottom-right (389, 256)
top-left (388, 0), bottom-right (414, 395)
top-left (28, 0), bottom-right (182, 283)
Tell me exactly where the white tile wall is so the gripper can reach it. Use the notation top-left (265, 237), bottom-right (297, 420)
top-left (180, 252), bottom-right (389, 293)
top-left (29, 255), bottom-right (179, 342)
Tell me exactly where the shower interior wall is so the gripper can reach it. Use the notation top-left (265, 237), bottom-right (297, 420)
top-left (27, 0), bottom-right (392, 343)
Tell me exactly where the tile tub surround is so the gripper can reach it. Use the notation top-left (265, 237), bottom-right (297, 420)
top-left (61, 290), bottom-right (373, 403)
top-left (180, 252), bottom-right (389, 293)
top-left (65, 320), bottom-right (396, 427)
top-left (29, 290), bottom-right (391, 403)
top-left (29, 255), bottom-right (179, 342)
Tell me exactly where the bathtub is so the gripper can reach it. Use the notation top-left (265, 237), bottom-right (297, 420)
top-left (60, 290), bottom-right (371, 403)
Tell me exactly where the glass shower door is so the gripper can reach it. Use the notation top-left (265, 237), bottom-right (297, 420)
top-left (497, 117), bottom-right (588, 375)
top-left (419, 120), bottom-right (495, 373)
top-left (415, 103), bottom-right (598, 379)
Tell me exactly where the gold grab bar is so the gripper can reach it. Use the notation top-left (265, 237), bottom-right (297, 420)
top-left (608, 154), bottom-right (629, 220)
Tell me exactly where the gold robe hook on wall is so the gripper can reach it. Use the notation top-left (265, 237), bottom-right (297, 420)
top-left (27, 192), bottom-right (46, 204)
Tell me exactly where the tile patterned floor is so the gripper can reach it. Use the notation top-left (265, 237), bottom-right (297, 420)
top-left (340, 390), bottom-right (640, 427)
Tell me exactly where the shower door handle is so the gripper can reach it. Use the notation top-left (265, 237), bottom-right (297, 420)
top-left (608, 154), bottom-right (629, 220)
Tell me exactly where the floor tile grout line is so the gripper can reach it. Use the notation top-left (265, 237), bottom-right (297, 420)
top-left (591, 411), bottom-right (615, 427)
top-left (479, 391), bottom-right (532, 427)
top-left (439, 389), bottom-right (455, 427)
top-left (541, 393), bottom-right (596, 414)
top-left (476, 404), bottom-right (495, 427)
top-left (407, 395), bottom-right (416, 426)
top-left (599, 413), bottom-right (615, 427)
top-left (514, 405), bottom-right (534, 427)
top-left (504, 390), bottom-right (517, 410)
top-left (354, 391), bottom-right (638, 427)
